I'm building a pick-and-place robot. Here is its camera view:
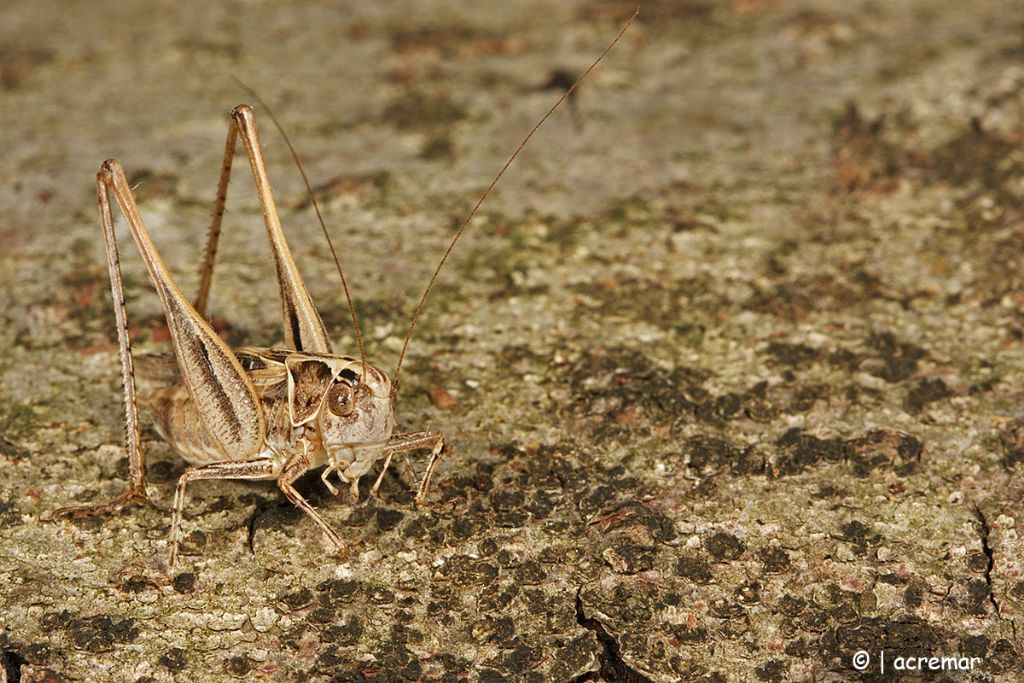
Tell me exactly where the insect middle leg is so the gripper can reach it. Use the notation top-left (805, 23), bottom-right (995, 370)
top-left (170, 444), bottom-right (347, 567)
top-left (278, 441), bottom-right (345, 552)
top-left (170, 459), bottom-right (276, 568)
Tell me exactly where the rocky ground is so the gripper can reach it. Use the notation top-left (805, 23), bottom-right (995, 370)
top-left (2, 0), bottom-right (1024, 680)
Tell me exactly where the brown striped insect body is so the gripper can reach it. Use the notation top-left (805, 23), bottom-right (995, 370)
top-left (52, 15), bottom-right (636, 569)
top-left (53, 109), bottom-right (449, 569)
top-left (147, 348), bottom-right (401, 488)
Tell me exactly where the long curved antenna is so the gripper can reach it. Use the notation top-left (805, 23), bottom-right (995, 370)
top-left (393, 10), bottom-right (638, 384)
top-left (233, 78), bottom-right (368, 375)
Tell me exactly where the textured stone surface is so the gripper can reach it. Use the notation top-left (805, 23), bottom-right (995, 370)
top-left (2, 0), bottom-right (1024, 680)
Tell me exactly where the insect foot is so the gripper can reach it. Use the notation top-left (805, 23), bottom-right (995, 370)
top-left (50, 477), bottom-right (155, 521)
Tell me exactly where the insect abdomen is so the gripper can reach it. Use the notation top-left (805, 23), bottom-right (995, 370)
top-left (147, 383), bottom-right (229, 465)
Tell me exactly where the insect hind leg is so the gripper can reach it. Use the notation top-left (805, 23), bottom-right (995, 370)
top-left (195, 104), bottom-right (332, 354)
top-left (51, 164), bottom-right (158, 521)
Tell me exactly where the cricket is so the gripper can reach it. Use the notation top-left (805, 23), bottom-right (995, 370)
top-left (52, 14), bottom-right (636, 569)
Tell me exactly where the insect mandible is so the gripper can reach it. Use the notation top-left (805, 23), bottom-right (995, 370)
top-left (52, 14), bottom-right (637, 568)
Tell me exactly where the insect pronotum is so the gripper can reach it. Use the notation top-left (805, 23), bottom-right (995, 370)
top-left (52, 13), bottom-right (637, 568)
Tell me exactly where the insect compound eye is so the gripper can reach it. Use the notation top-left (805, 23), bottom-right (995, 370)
top-left (326, 382), bottom-right (355, 417)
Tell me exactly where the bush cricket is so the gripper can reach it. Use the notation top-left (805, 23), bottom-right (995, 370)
top-left (52, 13), bottom-right (637, 568)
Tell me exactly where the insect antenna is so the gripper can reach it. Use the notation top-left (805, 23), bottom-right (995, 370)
top-left (233, 78), bottom-right (368, 376)
top-left (393, 10), bottom-right (638, 386)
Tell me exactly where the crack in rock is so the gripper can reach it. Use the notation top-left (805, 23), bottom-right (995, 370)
top-left (973, 504), bottom-right (1000, 617)
top-left (573, 588), bottom-right (652, 683)
top-left (2, 648), bottom-right (24, 683)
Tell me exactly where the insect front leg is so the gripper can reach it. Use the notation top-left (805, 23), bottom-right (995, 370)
top-left (369, 452), bottom-right (394, 499)
top-left (415, 433), bottom-right (449, 505)
top-left (373, 431), bottom-right (449, 505)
